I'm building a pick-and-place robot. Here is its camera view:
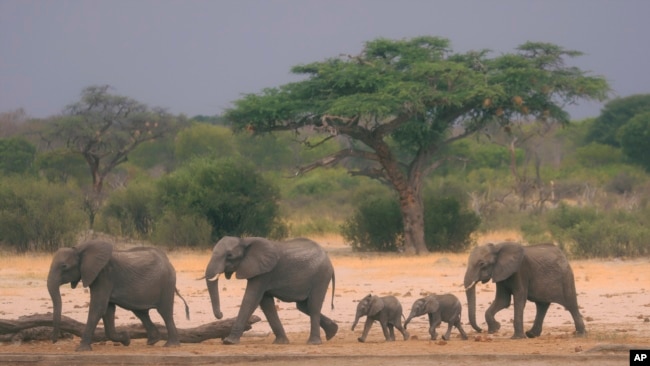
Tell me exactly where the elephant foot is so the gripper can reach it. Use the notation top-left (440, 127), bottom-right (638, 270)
top-left (163, 340), bottom-right (181, 347)
top-left (403, 331), bottom-right (410, 341)
top-left (75, 343), bottom-right (92, 352)
top-left (222, 335), bottom-right (241, 345)
top-left (487, 323), bottom-right (500, 334)
top-left (306, 336), bottom-right (322, 345)
top-left (510, 333), bottom-right (526, 339)
top-left (117, 332), bottom-right (131, 346)
top-left (442, 335), bottom-right (449, 341)
top-left (525, 329), bottom-right (541, 338)
top-left (574, 330), bottom-right (587, 338)
top-left (273, 336), bottom-right (290, 345)
top-left (324, 322), bottom-right (338, 340)
top-left (357, 337), bottom-right (366, 343)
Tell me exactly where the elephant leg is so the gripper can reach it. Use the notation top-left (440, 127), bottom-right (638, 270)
top-left (394, 321), bottom-right (409, 341)
top-left (485, 286), bottom-right (510, 334)
top-left (260, 295), bottom-right (289, 344)
top-left (430, 313), bottom-right (442, 340)
top-left (296, 300), bottom-right (338, 343)
top-left (442, 322), bottom-right (453, 341)
top-left (224, 285), bottom-right (264, 345)
top-left (427, 313), bottom-right (438, 340)
top-left (569, 305), bottom-right (587, 337)
top-left (156, 304), bottom-right (180, 347)
top-left (77, 294), bottom-right (110, 351)
top-left (381, 321), bottom-right (393, 341)
top-left (358, 318), bottom-right (374, 342)
top-left (455, 318), bottom-right (469, 340)
top-left (102, 303), bottom-right (130, 346)
top-left (388, 323), bottom-right (396, 341)
top-left (526, 302), bottom-right (549, 338)
top-left (511, 292), bottom-right (527, 339)
top-left (132, 309), bottom-right (160, 345)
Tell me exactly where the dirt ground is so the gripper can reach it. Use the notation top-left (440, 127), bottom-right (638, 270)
top-left (1, 232), bottom-right (649, 365)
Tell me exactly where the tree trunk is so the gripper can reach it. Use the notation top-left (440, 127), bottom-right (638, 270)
top-left (0, 313), bottom-right (261, 343)
top-left (399, 189), bottom-right (428, 255)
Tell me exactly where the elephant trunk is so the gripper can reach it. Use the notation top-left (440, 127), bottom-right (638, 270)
top-left (47, 273), bottom-right (62, 343)
top-left (206, 276), bottom-right (223, 320)
top-left (465, 285), bottom-right (482, 333)
top-left (404, 313), bottom-right (414, 329)
top-left (351, 312), bottom-right (362, 331)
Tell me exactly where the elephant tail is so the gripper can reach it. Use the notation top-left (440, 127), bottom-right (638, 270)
top-left (175, 287), bottom-right (191, 320)
top-left (330, 271), bottom-right (336, 310)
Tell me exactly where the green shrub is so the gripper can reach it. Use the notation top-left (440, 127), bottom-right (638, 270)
top-left (0, 178), bottom-right (84, 252)
top-left (340, 196), bottom-right (403, 252)
top-left (99, 181), bottom-right (158, 238)
top-left (156, 157), bottom-right (286, 242)
top-left (341, 194), bottom-right (480, 252)
top-left (546, 203), bottom-right (650, 257)
top-left (150, 211), bottom-right (213, 248)
top-left (424, 196), bottom-right (480, 252)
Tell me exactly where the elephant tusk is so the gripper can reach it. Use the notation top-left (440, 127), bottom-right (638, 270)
top-left (207, 273), bottom-right (220, 282)
top-left (464, 281), bottom-right (477, 291)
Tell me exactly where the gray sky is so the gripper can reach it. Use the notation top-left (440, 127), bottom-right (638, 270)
top-left (1, 0), bottom-right (648, 120)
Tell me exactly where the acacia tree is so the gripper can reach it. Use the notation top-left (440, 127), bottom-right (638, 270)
top-left (225, 37), bottom-right (609, 254)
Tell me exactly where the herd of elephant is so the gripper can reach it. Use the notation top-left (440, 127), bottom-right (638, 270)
top-left (47, 236), bottom-right (587, 351)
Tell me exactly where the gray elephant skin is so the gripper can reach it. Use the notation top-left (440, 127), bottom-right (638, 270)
top-left (464, 242), bottom-right (586, 339)
top-left (404, 293), bottom-right (468, 341)
top-left (47, 240), bottom-right (189, 351)
top-left (351, 294), bottom-right (409, 342)
top-left (204, 236), bottom-right (338, 345)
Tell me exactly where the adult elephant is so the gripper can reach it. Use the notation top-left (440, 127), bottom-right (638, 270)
top-left (464, 242), bottom-right (586, 339)
top-left (204, 236), bottom-right (338, 345)
top-left (47, 240), bottom-right (189, 351)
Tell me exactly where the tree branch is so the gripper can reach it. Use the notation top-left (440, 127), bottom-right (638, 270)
top-left (293, 148), bottom-right (379, 176)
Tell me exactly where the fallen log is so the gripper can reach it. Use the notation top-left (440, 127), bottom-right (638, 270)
top-left (0, 313), bottom-right (261, 344)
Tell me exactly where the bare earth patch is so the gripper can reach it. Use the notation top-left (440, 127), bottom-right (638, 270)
top-left (1, 233), bottom-right (648, 365)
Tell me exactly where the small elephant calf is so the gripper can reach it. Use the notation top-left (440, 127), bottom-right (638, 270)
top-left (404, 293), bottom-right (468, 341)
top-left (351, 294), bottom-right (409, 342)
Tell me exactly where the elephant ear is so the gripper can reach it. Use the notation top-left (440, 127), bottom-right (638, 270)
top-left (492, 242), bottom-right (524, 283)
top-left (369, 295), bottom-right (385, 317)
top-left (236, 238), bottom-right (279, 279)
top-left (424, 296), bottom-right (440, 314)
top-left (76, 240), bottom-right (113, 288)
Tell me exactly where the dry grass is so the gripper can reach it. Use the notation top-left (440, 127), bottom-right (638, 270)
top-left (0, 252), bottom-right (51, 280)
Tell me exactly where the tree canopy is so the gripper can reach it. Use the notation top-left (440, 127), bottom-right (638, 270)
top-left (225, 36), bottom-right (609, 254)
top-left (586, 94), bottom-right (650, 147)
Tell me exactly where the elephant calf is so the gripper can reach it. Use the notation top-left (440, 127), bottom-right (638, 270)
top-left (404, 293), bottom-right (468, 341)
top-left (351, 294), bottom-right (409, 342)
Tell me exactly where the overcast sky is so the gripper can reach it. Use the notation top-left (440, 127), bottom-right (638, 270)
top-left (1, 0), bottom-right (648, 120)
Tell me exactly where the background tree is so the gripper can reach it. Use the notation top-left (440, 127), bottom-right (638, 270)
top-left (52, 85), bottom-right (186, 194)
top-left (585, 94), bottom-right (650, 147)
top-left (156, 157), bottom-right (286, 241)
top-left (225, 36), bottom-right (609, 254)
top-left (618, 111), bottom-right (650, 171)
top-left (0, 137), bottom-right (36, 175)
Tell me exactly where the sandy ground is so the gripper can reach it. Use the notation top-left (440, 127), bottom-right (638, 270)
top-left (0, 233), bottom-right (649, 365)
